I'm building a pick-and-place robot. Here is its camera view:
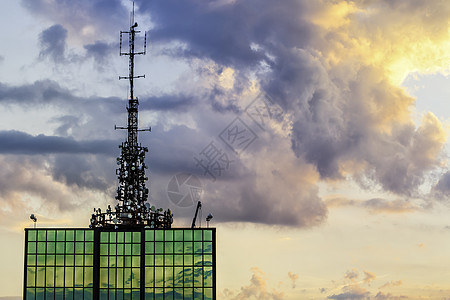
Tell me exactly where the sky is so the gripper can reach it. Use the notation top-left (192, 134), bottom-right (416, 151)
top-left (0, 0), bottom-right (449, 299)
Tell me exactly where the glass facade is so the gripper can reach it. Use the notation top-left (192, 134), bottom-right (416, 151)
top-left (24, 228), bottom-right (216, 300)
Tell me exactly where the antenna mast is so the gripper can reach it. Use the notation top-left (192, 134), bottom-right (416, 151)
top-left (90, 3), bottom-right (172, 228)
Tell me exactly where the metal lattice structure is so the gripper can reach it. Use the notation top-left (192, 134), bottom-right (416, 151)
top-left (90, 8), bottom-right (173, 229)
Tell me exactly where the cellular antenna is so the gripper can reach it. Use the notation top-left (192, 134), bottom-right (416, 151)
top-left (90, 3), bottom-right (172, 229)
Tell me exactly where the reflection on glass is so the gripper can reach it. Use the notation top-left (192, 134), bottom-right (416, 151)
top-left (36, 267), bottom-right (45, 287)
top-left (36, 255), bottom-right (45, 266)
top-left (75, 267), bottom-right (84, 287)
top-left (145, 267), bottom-right (154, 287)
top-left (204, 267), bottom-right (213, 287)
top-left (155, 267), bottom-right (164, 287)
top-left (65, 267), bottom-right (74, 287)
top-left (46, 254), bottom-right (55, 265)
top-left (55, 267), bottom-right (64, 287)
top-left (85, 267), bottom-right (94, 287)
top-left (46, 266), bottom-right (54, 287)
top-left (117, 268), bottom-right (124, 289)
top-left (27, 267), bottom-right (35, 287)
top-left (194, 267), bottom-right (203, 287)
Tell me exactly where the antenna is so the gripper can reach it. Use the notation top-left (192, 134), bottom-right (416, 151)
top-left (90, 3), bottom-right (173, 229)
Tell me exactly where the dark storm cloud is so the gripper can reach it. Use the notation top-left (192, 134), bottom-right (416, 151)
top-left (0, 130), bottom-right (116, 155)
top-left (140, 94), bottom-right (195, 111)
top-left (39, 24), bottom-right (67, 63)
top-left (431, 171), bottom-right (450, 198)
top-left (83, 41), bottom-right (116, 64)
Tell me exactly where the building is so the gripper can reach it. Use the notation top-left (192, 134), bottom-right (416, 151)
top-left (23, 6), bottom-right (216, 300)
top-left (24, 227), bottom-right (215, 299)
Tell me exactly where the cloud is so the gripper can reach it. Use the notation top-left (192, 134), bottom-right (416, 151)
top-left (222, 267), bottom-right (284, 300)
top-left (326, 197), bottom-right (420, 214)
top-left (287, 272), bottom-right (298, 289)
top-left (379, 280), bottom-right (403, 289)
top-left (39, 24), bottom-right (67, 63)
top-left (363, 271), bottom-right (376, 285)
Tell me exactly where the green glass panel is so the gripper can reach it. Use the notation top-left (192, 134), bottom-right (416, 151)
top-left (110, 231), bottom-right (117, 243)
top-left (125, 256), bottom-right (132, 267)
top-left (36, 287), bottom-right (44, 300)
top-left (47, 230), bottom-right (56, 241)
top-left (145, 230), bottom-right (154, 241)
top-left (204, 230), bottom-right (212, 241)
top-left (174, 242), bottom-right (183, 254)
top-left (84, 287), bottom-right (93, 300)
top-left (37, 255), bottom-right (45, 266)
top-left (75, 255), bottom-right (83, 266)
top-left (155, 231), bottom-right (163, 241)
top-left (165, 242), bottom-right (173, 254)
top-left (194, 255), bottom-right (202, 266)
top-left (165, 255), bottom-right (173, 266)
top-left (125, 232), bottom-right (132, 243)
top-left (184, 230), bottom-right (193, 241)
top-left (100, 232), bottom-right (108, 243)
top-left (184, 288), bottom-right (193, 299)
top-left (155, 288), bottom-right (164, 299)
top-left (174, 288), bottom-right (183, 300)
top-left (193, 267), bottom-right (203, 287)
top-left (109, 256), bottom-right (116, 267)
top-left (74, 267), bottom-right (84, 287)
top-left (155, 255), bottom-right (163, 266)
top-left (27, 288), bottom-right (35, 300)
top-left (117, 231), bottom-right (124, 243)
top-left (165, 288), bottom-right (174, 300)
top-left (56, 230), bottom-right (65, 242)
top-left (203, 242), bottom-right (212, 254)
top-left (194, 242), bottom-right (202, 254)
top-left (194, 288), bottom-right (202, 300)
top-left (132, 268), bottom-right (140, 288)
top-left (38, 231), bottom-right (46, 241)
top-left (133, 231), bottom-right (141, 243)
top-left (125, 244), bottom-right (132, 255)
top-left (145, 288), bottom-right (154, 299)
top-left (174, 231), bottom-right (183, 241)
top-left (117, 243), bottom-right (124, 255)
top-left (145, 267), bottom-right (154, 287)
top-left (174, 255), bottom-right (183, 266)
top-left (29, 230), bottom-right (37, 241)
top-left (85, 242), bottom-right (94, 254)
top-left (56, 242), bottom-right (64, 253)
top-left (66, 230), bottom-right (75, 241)
top-left (46, 254), bottom-right (55, 265)
top-left (204, 255), bottom-right (213, 266)
top-left (27, 267), bottom-right (36, 287)
top-left (46, 267), bottom-right (54, 287)
top-left (75, 242), bottom-right (84, 254)
top-left (85, 267), bottom-right (94, 287)
top-left (65, 242), bottom-right (75, 254)
top-left (85, 230), bottom-right (94, 241)
top-left (110, 244), bottom-right (117, 255)
top-left (37, 242), bottom-right (46, 253)
top-left (184, 267), bottom-right (193, 287)
top-left (56, 255), bottom-right (64, 266)
top-left (108, 289), bottom-right (115, 300)
top-left (174, 267), bottom-right (183, 287)
top-left (132, 256), bottom-right (140, 267)
top-left (124, 268), bottom-right (132, 288)
top-left (165, 230), bottom-right (173, 241)
top-left (193, 230), bottom-right (202, 241)
top-left (164, 267), bottom-right (173, 287)
top-left (117, 256), bottom-right (124, 267)
top-left (155, 242), bottom-right (164, 254)
top-left (204, 288), bottom-right (213, 300)
top-left (85, 254), bottom-right (93, 266)
top-left (109, 268), bottom-right (116, 288)
top-left (132, 289), bottom-right (140, 300)
top-left (74, 288), bottom-right (83, 299)
top-left (100, 244), bottom-right (108, 255)
top-left (99, 289), bottom-right (107, 300)
top-left (100, 256), bottom-right (108, 267)
top-left (28, 242), bottom-right (37, 254)
top-left (47, 242), bottom-right (55, 254)
top-left (65, 255), bottom-right (74, 266)
top-left (55, 287), bottom-right (64, 300)
top-left (184, 242), bottom-right (193, 254)
top-left (184, 254), bottom-right (194, 266)
top-left (155, 267), bottom-right (163, 287)
top-left (28, 255), bottom-right (36, 266)
top-left (124, 289), bottom-right (131, 300)
top-left (117, 289), bottom-right (124, 300)
top-left (65, 267), bottom-right (74, 287)
top-left (132, 244), bottom-right (140, 255)
top-left (75, 230), bottom-right (84, 241)
top-left (55, 267), bottom-right (64, 287)
top-left (100, 268), bottom-right (108, 288)
top-left (65, 287), bottom-right (74, 300)
top-left (117, 268), bottom-right (123, 288)
top-left (145, 242), bottom-right (154, 254)
top-left (204, 267), bottom-right (213, 287)
top-left (145, 255), bottom-right (154, 266)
